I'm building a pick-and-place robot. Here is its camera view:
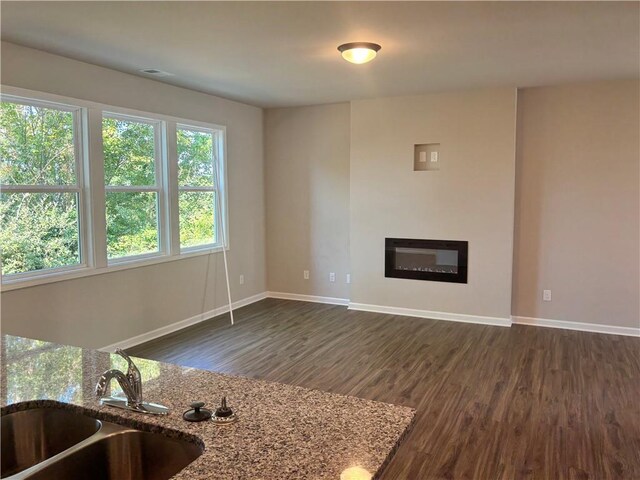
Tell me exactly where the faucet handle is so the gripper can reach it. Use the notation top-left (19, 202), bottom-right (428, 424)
top-left (116, 348), bottom-right (142, 390)
top-left (113, 348), bottom-right (143, 403)
top-left (114, 349), bottom-right (142, 383)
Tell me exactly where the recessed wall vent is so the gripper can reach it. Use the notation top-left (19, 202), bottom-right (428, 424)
top-left (139, 69), bottom-right (173, 77)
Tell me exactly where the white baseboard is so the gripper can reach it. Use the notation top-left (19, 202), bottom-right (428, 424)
top-left (348, 302), bottom-right (512, 327)
top-left (101, 290), bottom-right (638, 351)
top-left (267, 291), bottom-right (350, 306)
top-left (100, 292), bottom-right (268, 351)
top-left (512, 316), bottom-right (640, 337)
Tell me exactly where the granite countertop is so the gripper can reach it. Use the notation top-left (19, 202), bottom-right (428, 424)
top-left (0, 335), bottom-right (415, 479)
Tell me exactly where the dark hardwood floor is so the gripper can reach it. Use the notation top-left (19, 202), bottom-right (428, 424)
top-left (129, 298), bottom-right (640, 479)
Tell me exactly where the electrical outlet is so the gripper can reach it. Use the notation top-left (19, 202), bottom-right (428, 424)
top-left (346, 273), bottom-right (351, 284)
top-left (239, 274), bottom-right (244, 285)
top-left (543, 289), bottom-right (552, 302)
top-left (303, 270), bottom-right (310, 280)
top-left (329, 272), bottom-right (336, 282)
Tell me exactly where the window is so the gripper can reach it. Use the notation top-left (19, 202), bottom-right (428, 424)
top-left (177, 125), bottom-right (221, 250)
top-left (102, 114), bottom-right (164, 262)
top-left (0, 98), bottom-right (86, 278)
top-left (0, 88), bottom-right (228, 290)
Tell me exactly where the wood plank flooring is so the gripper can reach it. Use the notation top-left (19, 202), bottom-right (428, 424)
top-left (129, 299), bottom-right (640, 479)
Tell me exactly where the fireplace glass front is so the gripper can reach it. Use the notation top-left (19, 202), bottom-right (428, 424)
top-left (385, 238), bottom-right (468, 283)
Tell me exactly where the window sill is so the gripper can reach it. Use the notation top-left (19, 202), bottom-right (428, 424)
top-left (0, 246), bottom-right (228, 292)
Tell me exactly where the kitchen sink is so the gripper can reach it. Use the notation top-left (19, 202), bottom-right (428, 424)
top-left (25, 429), bottom-right (203, 480)
top-left (1, 408), bottom-right (101, 478)
top-left (1, 405), bottom-right (203, 480)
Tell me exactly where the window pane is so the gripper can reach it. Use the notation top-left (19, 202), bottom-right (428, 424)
top-left (106, 192), bottom-right (159, 259)
top-left (103, 117), bottom-right (156, 186)
top-left (0, 102), bottom-right (76, 185)
top-left (179, 191), bottom-right (215, 248)
top-left (177, 128), bottom-right (214, 187)
top-left (0, 192), bottom-right (81, 275)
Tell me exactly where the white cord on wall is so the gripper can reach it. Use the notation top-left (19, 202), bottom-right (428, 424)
top-left (213, 154), bottom-right (234, 325)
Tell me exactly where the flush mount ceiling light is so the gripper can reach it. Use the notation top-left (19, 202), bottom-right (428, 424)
top-left (337, 42), bottom-right (381, 64)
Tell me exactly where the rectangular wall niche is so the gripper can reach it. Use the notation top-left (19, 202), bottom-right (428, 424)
top-left (414, 143), bottom-right (440, 171)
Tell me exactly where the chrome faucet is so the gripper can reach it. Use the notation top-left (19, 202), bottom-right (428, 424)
top-left (96, 349), bottom-right (169, 416)
top-left (96, 349), bottom-right (143, 406)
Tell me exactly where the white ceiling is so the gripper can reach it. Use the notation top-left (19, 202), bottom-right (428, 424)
top-left (1, 1), bottom-right (638, 108)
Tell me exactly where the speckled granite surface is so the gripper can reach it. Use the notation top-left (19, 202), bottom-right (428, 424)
top-left (1, 335), bottom-right (415, 479)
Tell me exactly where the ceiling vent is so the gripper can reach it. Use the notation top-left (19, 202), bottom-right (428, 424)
top-left (139, 68), bottom-right (173, 77)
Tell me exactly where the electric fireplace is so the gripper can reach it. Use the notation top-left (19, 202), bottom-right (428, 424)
top-left (385, 238), bottom-right (468, 283)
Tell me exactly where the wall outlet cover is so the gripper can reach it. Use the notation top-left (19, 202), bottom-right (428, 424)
top-left (414, 143), bottom-right (440, 171)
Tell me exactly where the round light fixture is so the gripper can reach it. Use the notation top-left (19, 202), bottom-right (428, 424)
top-left (337, 42), bottom-right (381, 64)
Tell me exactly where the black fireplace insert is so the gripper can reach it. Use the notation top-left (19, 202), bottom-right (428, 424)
top-left (385, 238), bottom-right (468, 283)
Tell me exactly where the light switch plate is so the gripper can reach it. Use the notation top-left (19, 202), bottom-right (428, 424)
top-left (414, 143), bottom-right (440, 171)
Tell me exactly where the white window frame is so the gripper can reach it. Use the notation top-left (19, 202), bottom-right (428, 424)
top-left (0, 95), bottom-right (92, 282)
top-left (102, 112), bottom-right (167, 264)
top-left (0, 86), bottom-right (229, 292)
top-left (176, 123), bottom-right (226, 253)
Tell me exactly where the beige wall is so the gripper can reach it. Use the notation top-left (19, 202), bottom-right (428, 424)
top-left (350, 89), bottom-right (517, 320)
top-left (513, 81), bottom-right (640, 328)
top-left (0, 42), bottom-right (266, 348)
top-left (1, 41), bottom-right (635, 342)
top-left (265, 104), bottom-right (350, 299)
